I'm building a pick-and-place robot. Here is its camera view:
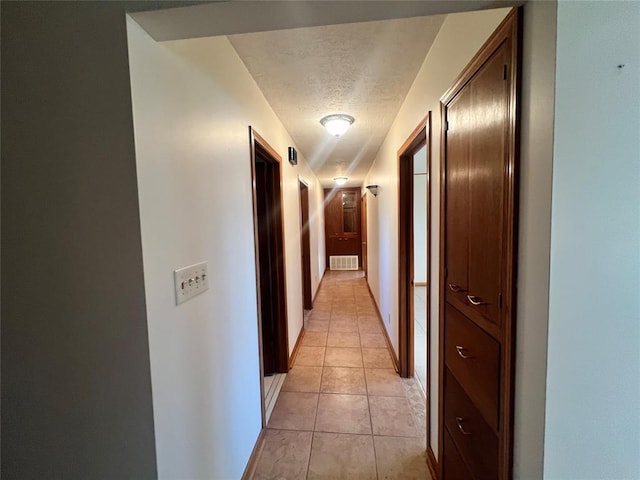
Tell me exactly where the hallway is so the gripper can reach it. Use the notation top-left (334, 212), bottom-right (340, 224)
top-left (252, 271), bottom-right (429, 479)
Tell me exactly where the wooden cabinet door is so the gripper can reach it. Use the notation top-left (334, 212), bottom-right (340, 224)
top-left (445, 87), bottom-right (471, 309)
top-left (446, 43), bottom-right (510, 329)
top-left (466, 43), bottom-right (511, 327)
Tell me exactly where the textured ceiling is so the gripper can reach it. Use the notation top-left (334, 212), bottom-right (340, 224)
top-left (228, 16), bottom-right (445, 187)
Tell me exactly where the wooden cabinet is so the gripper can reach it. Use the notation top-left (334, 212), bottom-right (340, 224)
top-left (324, 188), bottom-right (362, 266)
top-left (444, 371), bottom-right (498, 480)
top-left (439, 9), bottom-right (520, 480)
top-left (444, 304), bottom-right (500, 430)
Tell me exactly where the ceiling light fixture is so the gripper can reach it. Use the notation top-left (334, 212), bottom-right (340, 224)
top-left (320, 114), bottom-right (355, 137)
top-left (333, 177), bottom-right (348, 186)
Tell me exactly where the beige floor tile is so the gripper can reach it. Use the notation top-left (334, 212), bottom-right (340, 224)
top-left (325, 347), bottom-right (363, 367)
top-left (305, 320), bottom-right (329, 332)
top-left (369, 396), bottom-right (418, 437)
top-left (358, 320), bottom-right (382, 334)
top-left (315, 394), bottom-right (371, 434)
top-left (308, 311), bottom-right (330, 321)
top-left (341, 313), bottom-right (359, 320)
top-left (281, 366), bottom-right (322, 393)
top-left (356, 305), bottom-right (377, 314)
top-left (258, 272), bottom-right (427, 477)
top-left (295, 346), bottom-right (325, 366)
top-left (402, 379), bottom-right (428, 440)
top-left (373, 435), bottom-right (430, 480)
top-left (362, 348), bottom-right (394, 369)
top-left (331, 312), bottom-right (358, 322)
top-left (268, 392), bottom-right (318, 431)
top-left (302, 331), bottom-right (327, 347)
top-left (365, 368), bottom-right (405, 396)
top-left (333, 303), bottom-right (356, 312)
top-left (329, 320), bottom-right (359, 333)
top-left (253, 429), bottom-right (313, 480)
top-left (311, 302), bottom-right (332, 313)
top-left (321, 366), bottom-right (367, 394)
top-left (360, 332), bottom-right (387, 348)
top-left (307, 432), bottom-right (377, 480)
top-left (327, 332), bottom-right (361, 347)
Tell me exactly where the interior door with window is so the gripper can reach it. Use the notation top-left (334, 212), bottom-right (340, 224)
top-left (324, 187), bottom-right (362, 267)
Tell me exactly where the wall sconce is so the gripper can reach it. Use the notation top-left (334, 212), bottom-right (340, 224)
top-left (366, 185), bottom-right (379, 196)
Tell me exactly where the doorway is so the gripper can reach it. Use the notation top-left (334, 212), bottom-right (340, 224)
top-left (299, 180), bottom-right (313, 310)
top-left (249, 127), bottom-right (289, 425)
top-left (397, 112), bottom-right (432, 449)
top-left (323, 187), bottom-right (362, 269)
top-left (361, 192), bottom-right (368, 277)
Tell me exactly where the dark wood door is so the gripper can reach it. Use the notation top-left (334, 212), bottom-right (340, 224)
top-left (324, 188), bottom-right (362, 266)
top-left (250, 128), bottom-right (289, 388)
top-left (255, 158), bottom-right (277, 375)
top-left (299, 182), bottom-right (313, 310)
top-left (361, 193), bottom-right (368, 276)
top-left (439, 9), bottom-right (520, 480)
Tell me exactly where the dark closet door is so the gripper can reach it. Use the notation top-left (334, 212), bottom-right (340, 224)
top-left (255, 159), bottom-right (276, 375)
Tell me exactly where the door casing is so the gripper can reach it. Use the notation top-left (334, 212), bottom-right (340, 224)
top-left (397, 112), bottom-right (433, 462)
top-left (249, 127), bottom-right (289, 427)
top-left (299, 180), bottom-right (313, 310)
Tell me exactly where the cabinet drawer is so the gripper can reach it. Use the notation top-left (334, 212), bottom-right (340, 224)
top-left (444, 370), bottom-right (498, 480)
top-left (445, 304), bottom-right (500, 429)
top-left (443, 429), bottom-right (474, 480)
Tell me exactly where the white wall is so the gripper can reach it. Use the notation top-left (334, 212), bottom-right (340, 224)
top-left (413, 145), bottom-right (428, 283)
top-left (544, 2), bottom-right (640, 478)
top-left (127, 18), bottom-right (325, 479)
top-left (513, 1), bottom-right (557, 477)
top-left (363, 7), bottom-right (512, 456)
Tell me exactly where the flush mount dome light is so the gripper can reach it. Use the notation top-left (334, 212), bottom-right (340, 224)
top-left (320, 114), bottom-right (355, 137)
top-left (333, 177), bottom-right (348, 186)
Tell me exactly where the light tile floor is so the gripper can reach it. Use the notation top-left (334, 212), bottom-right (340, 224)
top-left (414, 286), bottom-right (427, 395)
top-left (251, 271), bottom-right (430, 480)
top-left (264, 373), bottom-right (286, 424)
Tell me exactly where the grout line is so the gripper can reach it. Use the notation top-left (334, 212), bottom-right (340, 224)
top-left (305, 430), bottom-right (315, 480)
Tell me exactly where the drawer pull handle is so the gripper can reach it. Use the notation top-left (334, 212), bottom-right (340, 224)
top-left (448, 283), bottom-right (462, 292)
top-left (467, 295), bottom-right (484, 306)
top-left (456, 345), bottom-right (473, 359)
top-left (456, 417), bottom-right (472, 435)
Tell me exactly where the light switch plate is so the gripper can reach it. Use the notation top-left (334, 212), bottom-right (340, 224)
top-left (174, 261), bottom-right (208, 305)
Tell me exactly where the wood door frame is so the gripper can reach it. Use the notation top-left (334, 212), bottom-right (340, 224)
top-left (398, 113), bottom-right (431, 378)
top-left (249, 127), bottom-right (290, 427)
top-left (361, 192), bottom-right (368, 277)
top-left (398, 113), bottom-right (433, 462)
top-left (299, 178), bottom-right (313, 310)
top-left (437, 9), bottom-right (521, 479)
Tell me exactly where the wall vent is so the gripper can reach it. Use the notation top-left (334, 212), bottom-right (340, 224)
top-left (329, 255), bottom-right (359, 271)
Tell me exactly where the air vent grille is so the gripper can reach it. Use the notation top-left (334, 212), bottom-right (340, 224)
top-left (329, 255), bottom-right (359, 271)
